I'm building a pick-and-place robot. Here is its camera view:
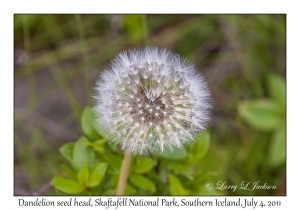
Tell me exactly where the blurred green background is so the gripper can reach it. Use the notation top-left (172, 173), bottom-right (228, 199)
top-left (14, 14), bottom-right (286, 195)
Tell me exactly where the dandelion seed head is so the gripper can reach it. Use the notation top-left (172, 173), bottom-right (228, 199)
top-left (94, 47), bottom-right (212, 156)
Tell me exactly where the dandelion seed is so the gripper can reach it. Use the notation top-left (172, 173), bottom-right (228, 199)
top-left (94, 47), bottom-right (211, 156)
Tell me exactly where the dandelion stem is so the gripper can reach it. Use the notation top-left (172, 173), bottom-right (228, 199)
top-left (116, 151), bottom-right (132, 195)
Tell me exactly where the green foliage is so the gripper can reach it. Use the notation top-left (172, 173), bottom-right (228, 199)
top-left (77, 166), bottom-right (89, 186)
top-left (239, 100), bottom-right (283, 131)
top-left (169, 174), bottom-right (188, 195)
top-left (124, 184), bottom-right (137, 195)
top-left (60, 164), bottom-right (77, 180)
top-left (51, 135), bottom-right (109, 195)
top-left (269, 126), bottom-right (286, 167)
top-left (51, 176), bottom-right (84, 194)
top-left (72, 137), bottom-right (96, 170)
top-left (81, 106), bottom-right (105, 141)
top-left (239, 74), bottom-right (286, 167)
top-left (160, 147), bottom-right (188, 160)
top-left (103, 154), bottom-right (122, 174)
top-left (129, 174), bottom-right (156, 192)
top-left (59, 142), bottom-right (74, 162)
top-left (132, 158), bottom-right (156, 174)
top-left (187, 131), bottom-right (210, 164)
top-left (51, 106), bottom-right (213, 195)
top-left (268, 74), bottom-right (286, 107)
top-left (87, 163), bottom-right (108, 187)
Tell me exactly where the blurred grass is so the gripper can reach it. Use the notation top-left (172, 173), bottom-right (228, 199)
top-left (14, 14), bottom-right (286, 195)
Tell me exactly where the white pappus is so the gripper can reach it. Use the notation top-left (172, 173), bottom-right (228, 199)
top-left (94, 47), bottom-right (212, 156)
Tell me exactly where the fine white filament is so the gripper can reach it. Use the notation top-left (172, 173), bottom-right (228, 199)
top-left (94, 47), bottom-right (211, 156)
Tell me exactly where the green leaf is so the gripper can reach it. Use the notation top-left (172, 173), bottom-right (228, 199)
top-left (51, 176), bottom-right (84, 194)
top-left (124, 184), bottom-right (137, 195)
top-left (269, 125), bottom-right (286, 167)
top-left (77, 166), bottom-right (89, 186)
top-left (72, 137), bottom-right (96, 171)
top-left (87, 163), bottom-right (108, 187)
top-left (168, 163), bottom-right (194, 180)
top-left (60, 164), bottom-right (77, 180)
top-left (129, 174), bottom-right (156, 192)
top-left (169, 174), bottom-right (188, 195)
top-left (81, 106), bottom-right (106, 141)
top-left (109, 174), bottom-right (119, 188)
top-left (59, 142), bottom-right (74, 162)
top-left (268, 74), bottom-right (286, 107)
top-left (133, 158), bottom-right (156, 174)
top-left (239, 100), bottom-right (283, 131)
top-left (168, 164), bottom-right (190, 173)
top-left (87, 140), bottom-right (106, 154)
top-left (190, 131), bottom-right (210, 160)
top-left (160, 147), bottom-right (188, 160)
top-left (103, 154), bottom-right (122, 174)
